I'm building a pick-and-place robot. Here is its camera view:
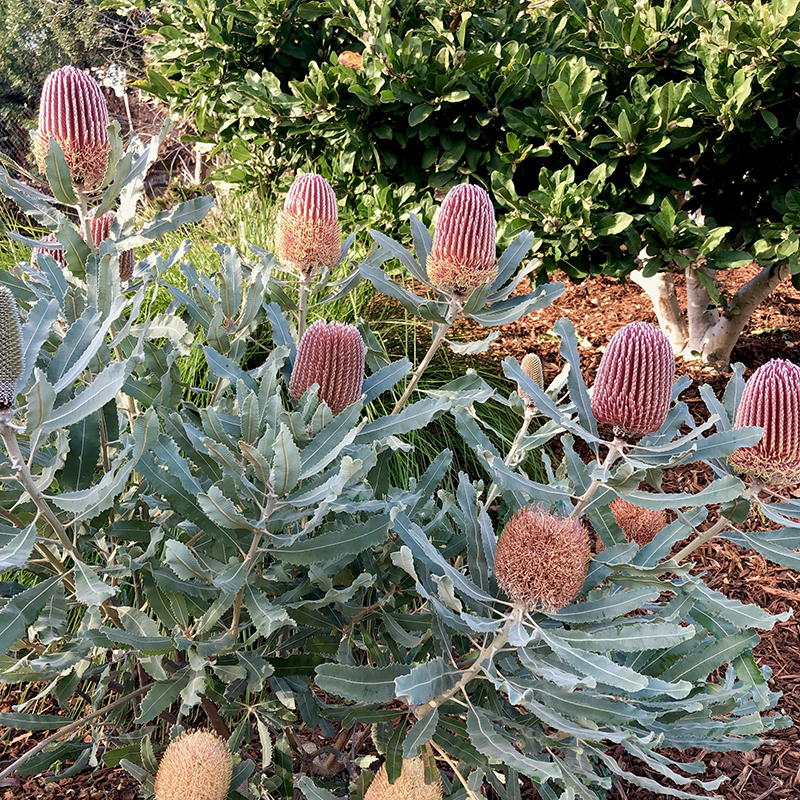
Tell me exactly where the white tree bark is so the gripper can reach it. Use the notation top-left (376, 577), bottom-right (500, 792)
top-left (685, 265), bottom-right (720, 356)
top-left (629, 269), bottom-right (688, 352)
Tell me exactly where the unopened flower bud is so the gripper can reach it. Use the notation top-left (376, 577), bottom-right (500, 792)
top-left (0, 288), bottom-right (23, 410)
top-left (33, 66), bottom-right (110, 191)
top-left (365, 756), bottom-right (443, 800)
top-left (88, 210), bottom-right (135, 280)
top-left (31, 233), bottom-right (66, 266)
top-left (154, 730), bottom-right (232, 800)
top-left (518, 353), bottom-right (544, 406)
top-left (591, 322), bottom-right (675, 437)
top-left (274, 173), bottom-right (341, 278)
top-left (610, 498), bottom-right (665, 546)
top-left (728, 359), bottom-right (800, 485)
top-left (426, 183), bottom-right (496, 296)
top-left (494, 505), bottom-right (589, 611)
top-left (289, 320), bottom-right (366, 414)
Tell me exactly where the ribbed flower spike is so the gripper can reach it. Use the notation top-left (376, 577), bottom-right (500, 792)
top-left (728, 359), bottom-right (800, 485)
top-left (274, 173), bottom-right (341, 278)
top-left (154, 730), bottom-right (233, 800)
top-left (289, 320), bottom-right (366, 414)
top-left (0, 289), bottom-right (23, 411)
top-left (518, 352), bottom-right (544, 407)
top-left (591, 321), bottom-right (675, 438)
top-left (494, 505), bottom-right (589, 611)
top-left (364, 756), bottom-right (443, 800)
top-left (31, 233), bottom-right (67, 266)
top-left (610, 498), bottom-right (666, 547)
top-left (89, 210), bottom-right (135, 280)
top-left (426, 183), bottom-right (497, 296)
top-left (33, 66), bottom-right (110, 191)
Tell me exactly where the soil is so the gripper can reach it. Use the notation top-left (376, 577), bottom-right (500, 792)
top-left (2, 266), bottom-right (799, 799)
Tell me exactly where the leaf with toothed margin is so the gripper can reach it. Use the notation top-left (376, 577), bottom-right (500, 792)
top-left (394, 658), bottom-right (460, 706)
top-left (316, 662), bottom-right (412, 704)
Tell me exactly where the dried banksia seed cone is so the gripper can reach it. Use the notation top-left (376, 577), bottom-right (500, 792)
top-left (365, 756), bottom-right (443, 800)
top-left (494, 505), bottom-right (589, 611)
top-left (426, 183), bottom-right (496, 296)
top-left (0, 289), bottom-right (23, 410)
top-left (591, 321), bottom-right (675, 437)
top-left (274, 173), bottom-right (341, 278)
top-left (154, 730), bottom-right (232, 800)
top-left (88, 210), bottom-right (135, 280)
top-left (31, 233), bottom-right (67, 266)
top-left (518, 353), bottom-right (544, 406)
top-left (289, 320), bottom-right (366, 414)
top-left (33, 66), bottom-right (110, 191)
top-left (728, 359), bottom-right (800, 485)
top-left (610, 498), bottom-right (666, 546)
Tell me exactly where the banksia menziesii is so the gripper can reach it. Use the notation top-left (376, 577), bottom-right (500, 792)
top-left (591, 321), bottom-right (675, 437)
top-left (89, 210), bottom-right (135, 280)
top-left (31, 233), bottom-right (66, 266)
top-left (0, 289), bottom-right (23, 410)
top-left (426, 183), bottom-right (496, 295)
top-left (610, 498), bottom-right (666, 547)
top-left (494, 505), bottom-right (589, 611)
top-left (364, 756), bottom-right (443, 800)
top-left (33, 66), bottom-right (110, 191)
top-left (274, 173), bottom-right (341, 277)
top-left (728, 359), bottom-right (800, 485)
top-left (518, 353), bottom-right (544, 406)
top-left (153, 730), bottom-right (232, 800)
top-left (289, 320), bottom-right (366, 414)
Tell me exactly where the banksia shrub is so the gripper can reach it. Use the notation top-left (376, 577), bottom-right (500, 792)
top-left (33, 66), bottom-right (110, 191)
top-left (610, 498), bottom-right (665, 546)
top-left (153, 730), bottom-right (232, 800)
top-left (289, 320), bottom-right (366, 414)
top-left (89, 210), bottom-right (135, 280)
top-left (364, 756), bottom-right (443, 800)
top-left (728, 359), bottom-right (800, 485)
top-left (494, 506), bottom-right (589, 611)
top-left (31, 233), bottom-right (66, 266)
top-left (591, 321), bottom-right (675, 437)
top-left (274, 173), bottom-right (341, 277)
top-left (518, 353), bottom-right (544, 406)
top-left (426, 183), bottom-right (496, 296)
top-left (0, 289), bottom-right (23, 410)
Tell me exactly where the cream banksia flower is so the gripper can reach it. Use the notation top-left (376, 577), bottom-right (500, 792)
top-left (274, 173), bottom-right (341, 278)
top-left (518, 353), bottom-right (544, 406)
top-left (426, 183), bottom-right (496, 295)
top-left (591, 321), bottom-right (675, 437)
top-left (0, 288), bottom-right (23, 410)
top-left (89, 210), bottom-right (135, 280)
top-left (365, 756), bottom-right (443, 800)
top-left (728, 359), bottom-right (800, 485)
top-left (610, 498), bottom-right (665, 546)
top-left (289, 320), bottom-right (366, 414)
top-left (494, 506), bottom-right (589, 611)
top-left (153, 730), bottom-right (233, 800)
top-left (33, 66), bottom-right (110, 191)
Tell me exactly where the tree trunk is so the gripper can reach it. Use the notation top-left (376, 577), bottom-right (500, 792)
top-left (629, 269), bottom-right (688, 352)
top-left (685, 265), bottom-right (720, 356)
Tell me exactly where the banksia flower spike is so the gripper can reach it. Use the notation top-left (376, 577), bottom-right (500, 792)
top-left (426, 183), bottom-right (497, 296)
top-left (31, 233), bottom-right (67, 266)
top-left (610, 498), bottom-right (666, 547)
top-left (89, 210), bottom-right (135, 280)
top-left (154, 730), bottom-right (233, 800)
top-left (365, 756), bottom-right (443, 800)
top-left (591, 321), bottom-right (675, 438)
top-left (728, 359), bottom-right (800, 485)
top-left (518, 353), bottom-right (544, 407)
top-left (274, 173), bottom-right (341, 278)
top-left (289, 320), bottom-right (366, 414)
top-left (494, 505), bottom-right (589, 611)
top-left (0, 289), bottom-right (23, 411)
top-left (33, 66), bottom-right (110, 191)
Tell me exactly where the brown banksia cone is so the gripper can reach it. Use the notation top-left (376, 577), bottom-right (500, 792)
top-left (31, 233), bottom-right (67, 266)
top-left (426, 183), bottom-right (497, 296)
top-left (289, 320), bottom-right (366, 414)
top-left (33, 66), bottom-right (110, 191)
top-left (274, 173), bottom-right (341, 278)
top-left (88, 210), bottom-right (135, 280)
top-left (0, 288), bottom-right (23, 410)
top-left (610, 498), bottom-right (665, 547)
top-left (518, 353), bottom-right (544, 406)
top-left (364, 756), bottom-right (443, 800)
top-left (153, 730), bottom-right (233, 800)
top-left (728, 358), bottom-right (800, 485)
top-left (591, 321), bottom-right (675, 438)
top-left (494, 505), bottom-right (589, 611)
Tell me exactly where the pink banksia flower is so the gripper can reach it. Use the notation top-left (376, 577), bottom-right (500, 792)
top-left (518, 353), bottom-right (544, 407)
top-left (274, 173), bottom-right (341, 278)
top-left (364, 756), bottom-right (443, 800)
top-left (591, 321), bottom-right (675, 437)
top-left (426, 183), bottom-right (497, 296)
top-left (33, 66), bottom-right (110, 191)
top-left (154, 730), bottom-right (232, 800)
top-left (0, 288), bottom-right (23, 410)
top-left (728, 359), bottom-right (800, 485)
top-left (610, 498), bottom-right (665, 547)
top-left (88, 210), bottom-right (135, 280)
top-left (31, 233), bottom-right (66, 266)
top-left (494, 505), bottom-right (589, 611)
top-left (289, 320), bottom-right (366, 414)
